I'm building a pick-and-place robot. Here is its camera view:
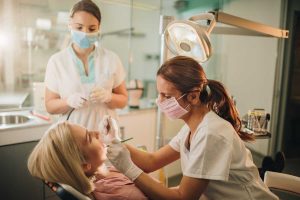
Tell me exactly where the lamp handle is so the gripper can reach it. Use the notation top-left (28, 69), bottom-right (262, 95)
top-left (189, 13), bottom-right (216, 35)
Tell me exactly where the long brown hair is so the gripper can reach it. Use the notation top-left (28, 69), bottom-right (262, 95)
top-left (157, 56), bottom-right (254, 141)
top-left (70, 0), bottom-right (101, 23)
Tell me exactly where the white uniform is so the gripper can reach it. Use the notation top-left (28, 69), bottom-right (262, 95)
top-left (169, 111), bottom-right (278, 200)
top-left (45, 45), bottom-right (125, 130)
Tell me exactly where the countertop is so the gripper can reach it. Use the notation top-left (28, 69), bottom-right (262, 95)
top-left (0, 109), bottom-right (52, 146)
top-left (117, 98), bottom-right (157, 115)
top-left (0, 99), bottom-right (157, 146)
top-left (0, 109), bottom-right (51, 131)
top-left (0, 98), bottom-right (157, 130)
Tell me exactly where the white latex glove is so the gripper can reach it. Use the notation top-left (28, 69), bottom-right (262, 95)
top-left (107, 139), bottom-right (143, 181)
top-left (66, 93), bottom-right (87, 109)
top-left (98, 115), bottom-right (121, 144)
top-left (89, 87), bottom-right (112, 103)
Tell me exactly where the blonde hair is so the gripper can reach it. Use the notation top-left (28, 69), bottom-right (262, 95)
top-left (27, 122), bottom-right (94, 195)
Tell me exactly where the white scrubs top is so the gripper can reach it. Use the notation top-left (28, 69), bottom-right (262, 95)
top-left (169, 111), bottom-right (278, 200)
top-left (45, 45), bottom-right (126, 130)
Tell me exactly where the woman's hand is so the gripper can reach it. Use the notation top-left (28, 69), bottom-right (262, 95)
top-left (107, 139), bottom-right (143, 181)
top-left (89, 87), bottom-right (112, 103)
top-left (98, 115), bottom-right (121, 144)
top-left (66, 93), bottom-right (87, 109)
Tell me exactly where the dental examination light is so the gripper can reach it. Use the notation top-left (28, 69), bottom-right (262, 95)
top-left (162, 11), bottom-right (289, 63)
top-left (164, 13), bottom-right (216, 63)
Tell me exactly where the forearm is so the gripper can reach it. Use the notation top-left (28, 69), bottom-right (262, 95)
top-left (106, 93), bottom-right (127, 109)
top-left (107, 141), bottom-right (201, 199)
top-left (135, 173), bottom-right (182, 200)
top-left (45, 98), bottom-right (70, 114)
top-left (135, 174), bottom-right (207, 200)
top-left (126, 145), bottom-right (158, 173)
top-left (127, 144), bottom-right (180, 173)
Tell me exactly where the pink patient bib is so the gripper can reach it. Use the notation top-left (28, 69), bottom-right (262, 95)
top-left (92, 167), bottom-right (148, 200)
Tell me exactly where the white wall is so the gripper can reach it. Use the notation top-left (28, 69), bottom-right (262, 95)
top-left (174, 0), bottom-right (282, 155)
top-left (130, 6), bottom-right (161, 80)
top-left (100, 1), bottom-right (161, 82)
top-left (215, 0), bottom-right (282, 155)
top-left (98, 2), bottom-right (131, 78)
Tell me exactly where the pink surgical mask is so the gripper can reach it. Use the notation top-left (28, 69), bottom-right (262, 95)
top-left (156, 94), bottom-right (190, 120)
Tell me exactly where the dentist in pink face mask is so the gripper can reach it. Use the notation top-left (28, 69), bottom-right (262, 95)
top-left (106, 56), bottom-right (279, 200)
top-left (156, 93), bottom-right (191, 120)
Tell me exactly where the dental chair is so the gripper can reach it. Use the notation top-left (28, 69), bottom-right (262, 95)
top-left (44, 181), bottom-right (92, 200)
top-left (264, 171), bottom-right (300, 200)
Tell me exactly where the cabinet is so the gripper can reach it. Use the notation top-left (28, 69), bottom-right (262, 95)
top-left (0, 137), bottom-right (60, 200)
top-left (118, 108), bottom-right (184, 179)
top-left (160, 114), bottom-right (184, 178)
top-left (0, 141), bottom-right (43, 200)
top-left (118, 108), bottom-right (157, 152)
top-left (118, 108), bottom-right (159, 178)
top-left (44, 186), bottom-right (60, 200)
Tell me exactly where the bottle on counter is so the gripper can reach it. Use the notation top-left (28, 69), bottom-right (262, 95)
top-left (247, 110), bottom-right (254, 130)
top-left (261, 113), bottom-right (270, 133)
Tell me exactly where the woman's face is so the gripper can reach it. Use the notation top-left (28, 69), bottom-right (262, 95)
top-left (156, 75), bottom-right (182, 101)
top-left (70, 124), bottom-right (106, 173)
top-left (69, 11), bottom-right (100, 33)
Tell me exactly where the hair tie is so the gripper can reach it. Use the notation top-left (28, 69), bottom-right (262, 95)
top-left (205, 84), bottom-right (211, 95)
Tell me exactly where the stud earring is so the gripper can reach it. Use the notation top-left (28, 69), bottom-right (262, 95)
top-left (213, 103), bottom-right (219, 114)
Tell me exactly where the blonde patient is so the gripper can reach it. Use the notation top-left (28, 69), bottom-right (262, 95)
top-left (27, 121), bottom-right (147, 200)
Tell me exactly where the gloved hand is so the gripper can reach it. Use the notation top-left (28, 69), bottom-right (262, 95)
top-left (66, 93), bottom-right (87, 109)
top-left (89, 87), bottom-right (112, 103)
top-left (98, 115), bottom-right (121, 144)
top-left (107, 139), bottom-right (143, 181)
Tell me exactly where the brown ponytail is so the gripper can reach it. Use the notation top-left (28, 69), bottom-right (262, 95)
top-left (200, 80), bottom-right (254, 141)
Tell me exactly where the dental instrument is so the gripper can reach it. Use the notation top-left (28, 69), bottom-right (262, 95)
top-left (121, 137), bottom-right (133, 143)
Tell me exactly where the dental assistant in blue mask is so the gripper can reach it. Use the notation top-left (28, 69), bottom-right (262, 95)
top-left (106, 56), bottom-right (279, 199)
top-left (44, 0), bottom-right (128, 130)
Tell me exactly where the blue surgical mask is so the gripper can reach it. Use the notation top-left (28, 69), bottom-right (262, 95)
top-left (71, 30), bottom-right (99, 49)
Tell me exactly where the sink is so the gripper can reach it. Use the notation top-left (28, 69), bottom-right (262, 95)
top-left (0, 110), bottom-right (51, 133)
top-left (0, 114), bottom-right (31, 125)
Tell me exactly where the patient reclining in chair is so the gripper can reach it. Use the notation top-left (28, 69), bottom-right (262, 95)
top-left (27, 121), bottom-right (148, 200)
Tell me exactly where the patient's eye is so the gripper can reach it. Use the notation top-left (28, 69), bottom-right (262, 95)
top-left (85, 131), bottom-right (100, 144)
top-left (86, 130), bottom-right (92, 143)
top-left (94, 132), bottom-right (99, 139)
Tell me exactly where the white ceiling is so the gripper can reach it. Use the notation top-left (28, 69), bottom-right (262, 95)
top-left (18, 0), bottom-right (161, 12)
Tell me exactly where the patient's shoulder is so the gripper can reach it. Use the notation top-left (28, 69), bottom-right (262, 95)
top-left (93, 170), bottom-right (148, 200)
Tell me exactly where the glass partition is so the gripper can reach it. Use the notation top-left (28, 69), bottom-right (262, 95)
top-left (121, 0), bottom-right (161, 99)
top-left (0, 0), bottom-right (282, 117)
top-left (0, 0), bottom-right (161, 109)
